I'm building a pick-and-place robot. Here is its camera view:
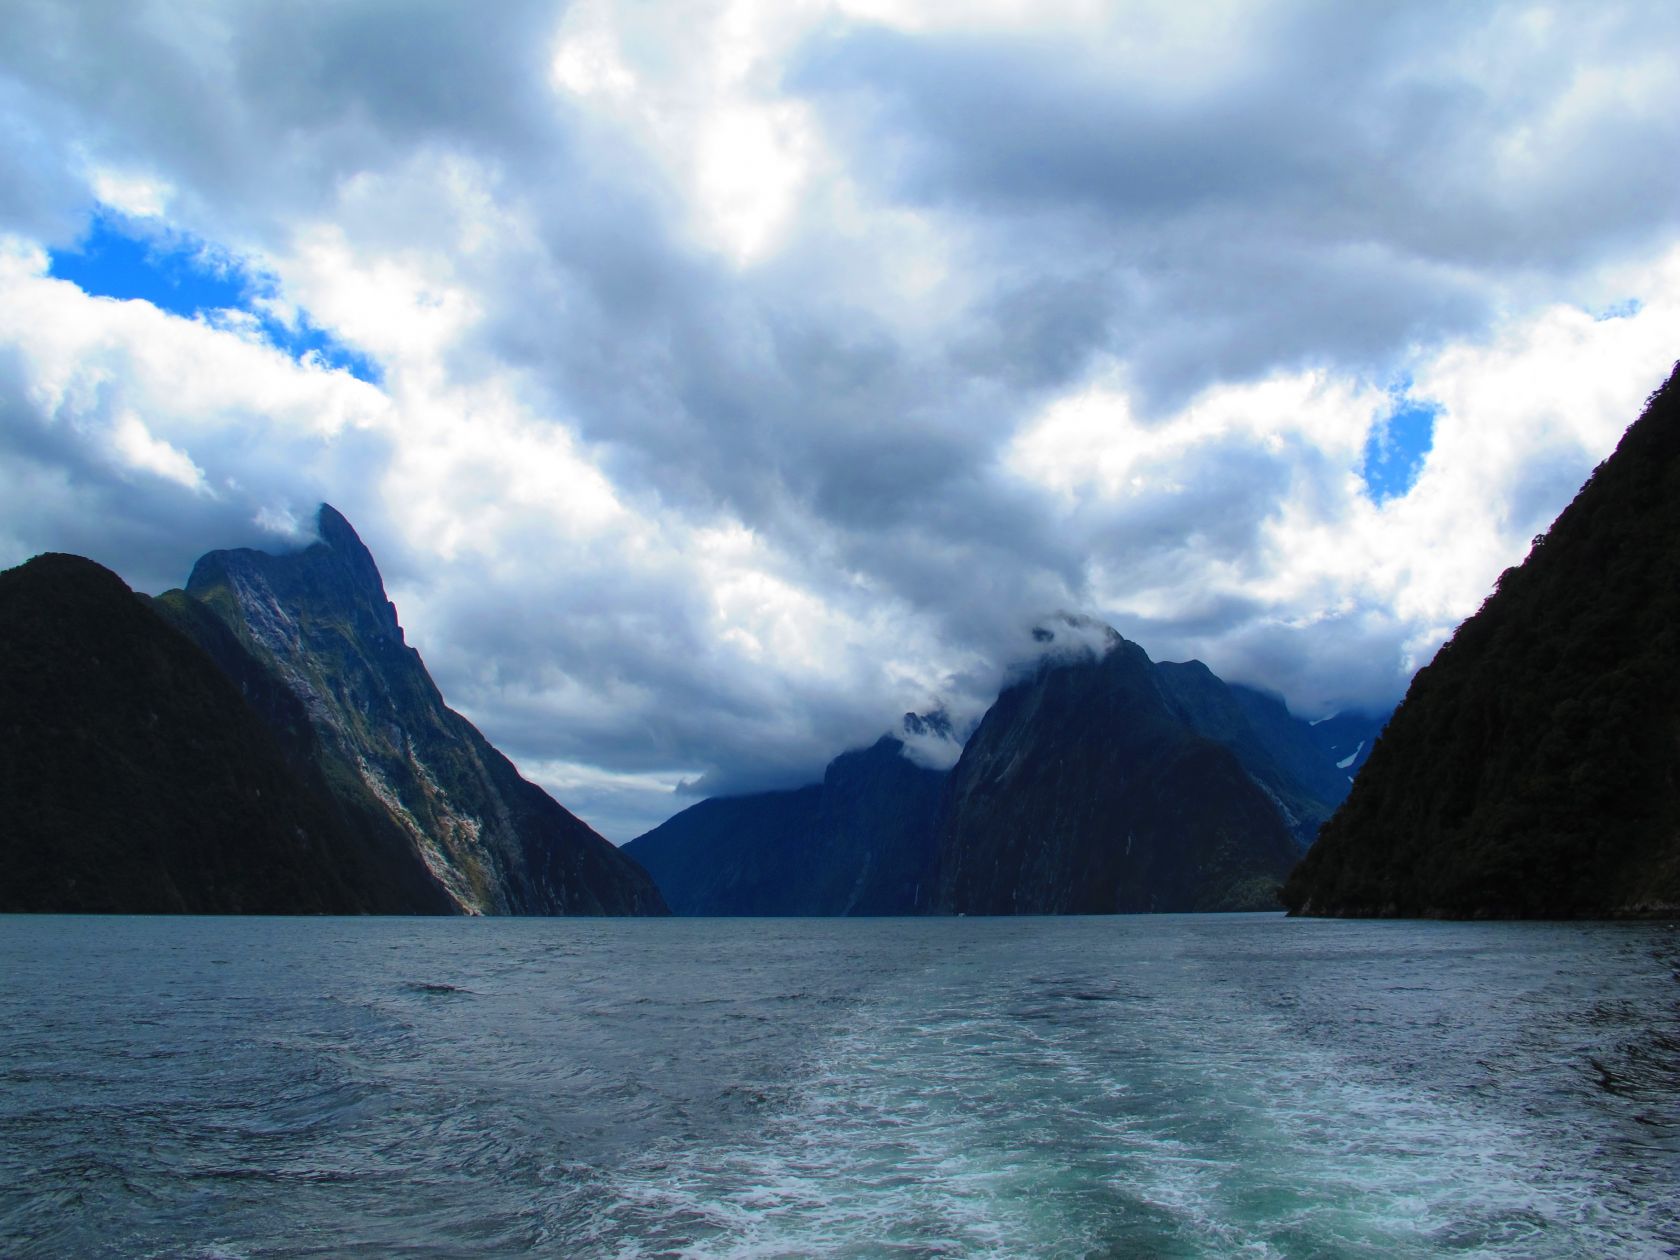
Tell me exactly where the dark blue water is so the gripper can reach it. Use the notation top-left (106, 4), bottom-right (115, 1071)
top-left (2, 914), bottom-right (1676, 1257)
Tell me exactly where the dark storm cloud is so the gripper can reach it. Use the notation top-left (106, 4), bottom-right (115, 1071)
top-left (797, 5), bottom-right (1680, 260)
top-left (953, 271), bottom-right (1117, 390)
top-left (0, 0), bottom-right (572, 241)
top-left (408, 544), bottom-right (908, 805)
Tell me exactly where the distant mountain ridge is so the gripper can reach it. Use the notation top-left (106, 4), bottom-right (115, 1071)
top-left (631, 616), bottom-right (1381, 915)
top-left (1155, 661), bottom-right (1360, 846)
top-left (1284, 361), bottom-right (1680, 918)
top-left (624, 720), bottom-right (947, 915)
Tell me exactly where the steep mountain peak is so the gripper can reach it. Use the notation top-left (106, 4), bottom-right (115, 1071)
top-left (308, 502), bottom-right (387, 587)
top-left (0, 550), bottom-right (446, 913)
top-left (314, 501), bottom-right (359, 545)
top-left (936, 619), bottom-right (1300, 914)
top-left (172, 506), bottom-right (665, 916)
top-left (187, 503), bottom-right (403, 652)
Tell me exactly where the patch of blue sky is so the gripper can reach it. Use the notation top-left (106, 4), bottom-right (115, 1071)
top-left (48, 211), bottom-right (381, 385)
top-left (1362, 387), bottom-right (1439, 505)
top-left (1593, 297), bottom-right (1643, 321)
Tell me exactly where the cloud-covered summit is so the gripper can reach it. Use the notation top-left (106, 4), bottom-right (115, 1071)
top-left (1, 1), bottom-right (1677, 838)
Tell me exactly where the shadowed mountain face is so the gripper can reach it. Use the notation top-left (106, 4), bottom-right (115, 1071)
top-left (173, 506), bottom-right (665, 916)
top-left (1284, 361), bottom-right (1680, 919)
top-left (631, 626), bottom-right (1373, 917)
top-left (624, 731), bottom-right (946, 915)
top-left (0, 554), bottom-right (443, 914)
top-left (1154, 661), bottom-right (1372, 847)
top-left (935, 630), bottom-right (1301, 914)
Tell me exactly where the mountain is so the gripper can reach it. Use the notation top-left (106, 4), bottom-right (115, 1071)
top-left (1154, 661), bottom-right (1360, 846)
top-left (0, 553), bottom-right (441, 913)
top-left (1283, 361), bottom-right (1680, 918)
top-left (934, 621), bottom-right (1302, 914)
top-left (624, 724), bottom-right (947, 915)
top-left (164, 505), bottom-right (665, 916)
top-left (631, 625), bottom-right (1373, 918)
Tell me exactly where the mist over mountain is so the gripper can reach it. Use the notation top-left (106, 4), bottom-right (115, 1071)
top-left (1285, 362), bottom-right (1680, 918)
top-left (631, 615), bottom-right (1372, 917)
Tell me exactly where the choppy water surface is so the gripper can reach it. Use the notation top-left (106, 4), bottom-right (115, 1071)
top-left (1, 914), bottom-right (1676, 1258)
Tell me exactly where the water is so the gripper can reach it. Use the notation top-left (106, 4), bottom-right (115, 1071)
top-left (1, 915), bottom-right (1676, 1258)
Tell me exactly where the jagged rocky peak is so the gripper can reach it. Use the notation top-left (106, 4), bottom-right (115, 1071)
top-left (187, 503), bottom-right (404, 650)
top-left (173, 502), bottom-right (666, 917)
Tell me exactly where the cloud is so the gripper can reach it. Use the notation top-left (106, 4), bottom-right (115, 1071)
top-left (1, 1), bottom-right (1677, 839)
top-left (792, 2), bottom-right (1680, 405)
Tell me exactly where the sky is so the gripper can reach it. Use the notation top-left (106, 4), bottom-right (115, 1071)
top-left (2, 1), bottom-right (1678, 841)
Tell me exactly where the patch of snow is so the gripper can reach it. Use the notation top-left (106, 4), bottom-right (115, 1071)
top-left (1336, 741), bottom-right (1366, 770)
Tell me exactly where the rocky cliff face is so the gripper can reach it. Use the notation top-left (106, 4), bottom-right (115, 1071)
top-left (1284, 361), bottom-right (1680, 919)
top-left (624, 726), bottom-right (946, 915)
top-left (0, 553), bottom-right (440, 913)
top-left (174, 505), bottom-right (665, 916)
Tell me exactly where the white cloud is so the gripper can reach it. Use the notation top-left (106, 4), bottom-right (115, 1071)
top-left (110, 411), bottom-right (207, 490)
top-left (1037, 258), bottom-right (1680, 714)
top-left (0, 237), bottom-right (395, 585)
top-left (87, 166), bottom-right (174, 219)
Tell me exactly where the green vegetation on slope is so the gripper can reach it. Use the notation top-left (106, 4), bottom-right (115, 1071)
top-left (0, 554), bottom-right (434, 913)
top-left (1284, 361), bottom-right (1680, 918)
